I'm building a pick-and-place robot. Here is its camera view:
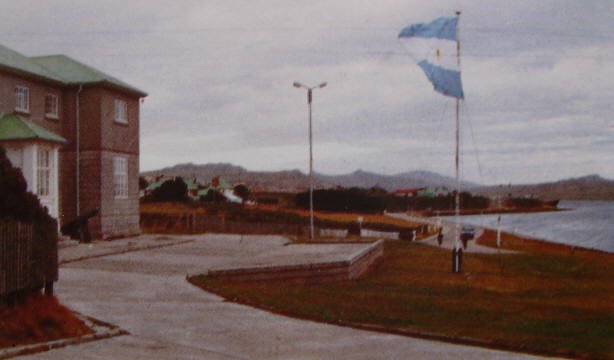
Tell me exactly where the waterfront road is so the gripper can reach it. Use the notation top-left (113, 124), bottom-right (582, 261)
top-left (24, 234), bottom-right (543, 359)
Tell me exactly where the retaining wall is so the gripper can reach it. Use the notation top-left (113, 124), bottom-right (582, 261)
top-left (206, 240), bottom-right (384, 284)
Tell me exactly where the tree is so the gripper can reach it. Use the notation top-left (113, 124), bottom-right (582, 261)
top-left (139, 176), bottom-right (149, 190)
top-left (0, 146), bottom-right (58, 295)
top-left (143, 177), bottom-right (188, 202)
top-left (233, 184), bottom-right (250, 205)
top-left (200, 189), bottom-right (227, 203)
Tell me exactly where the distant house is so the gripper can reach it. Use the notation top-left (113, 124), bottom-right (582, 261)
top-left (198, 176), bottom-right (242, 203)
top-left (0, 44), bottom-right (147, 239)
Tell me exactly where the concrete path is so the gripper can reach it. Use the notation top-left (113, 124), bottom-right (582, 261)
top-left (23, 234), bottom-right (542, 359)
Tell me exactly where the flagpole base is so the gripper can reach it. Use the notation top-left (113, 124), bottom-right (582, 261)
top-left (452, 247), bottom-right (463, 273)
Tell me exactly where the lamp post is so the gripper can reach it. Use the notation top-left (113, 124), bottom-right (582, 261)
top-left (293, 81), bottom-right (327, 242)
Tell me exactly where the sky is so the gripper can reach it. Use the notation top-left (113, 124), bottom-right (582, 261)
top-left (2, 0), bottom-right (613, 185)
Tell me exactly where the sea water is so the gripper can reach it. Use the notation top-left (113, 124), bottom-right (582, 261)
top-left (446, 201), bottom-right (614, 253)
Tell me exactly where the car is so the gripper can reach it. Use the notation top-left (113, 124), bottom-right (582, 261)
top-left (460, 226), bottom-right (475, 241)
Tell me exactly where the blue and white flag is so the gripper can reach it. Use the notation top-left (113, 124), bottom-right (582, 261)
top-left (399, 16), bottom-right (464, 99)
top-left (398, 16), bottom-right (458, 41)
top-left (417, 60), bottom-right (464, 99)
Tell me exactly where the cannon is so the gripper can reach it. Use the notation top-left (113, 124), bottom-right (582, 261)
top-left (61, 208), bottom-right (99, 243)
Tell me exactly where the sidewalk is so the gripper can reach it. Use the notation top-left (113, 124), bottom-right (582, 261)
top-left (20, 234), bottom-right (541, 359)
top-left (59, 234), bottom-right (198, 264)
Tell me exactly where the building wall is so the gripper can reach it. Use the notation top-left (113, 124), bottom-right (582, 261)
top-left (0, 72), bottom-right (62, 134)
top-left (1, 68), bottom-right (143, 239)
top-left (97, 89), bottom-right (141, 238)
top-left (99, 151), bottom-right (140, 238)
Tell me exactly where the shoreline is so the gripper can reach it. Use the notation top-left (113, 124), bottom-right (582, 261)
top-left (423, 206), bottom-right (563, 217)
top-left (392, 210), bottom-right (612, 255)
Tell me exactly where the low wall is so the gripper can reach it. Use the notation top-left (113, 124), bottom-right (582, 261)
top-left (207, 240), bottom-right (384, 284)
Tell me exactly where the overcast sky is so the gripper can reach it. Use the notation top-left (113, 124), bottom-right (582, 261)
top-left (2, 0), bottom-right (613, 184)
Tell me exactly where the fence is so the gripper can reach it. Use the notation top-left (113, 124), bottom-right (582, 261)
top-left (141, 213), bottom-right (430, 240)
top-left (0, 219), bottom-right (58, 306)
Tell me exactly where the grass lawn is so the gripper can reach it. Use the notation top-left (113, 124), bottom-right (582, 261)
top-left (0, 294), bottom-right (93, 349)
top-left (191, 235), bottom-right (614, 359)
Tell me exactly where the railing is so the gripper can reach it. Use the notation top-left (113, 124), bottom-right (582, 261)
top-left (0, 219), bottom-right (58, 306)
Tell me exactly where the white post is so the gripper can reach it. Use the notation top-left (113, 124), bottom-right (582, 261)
top-left (452, 10), bottom-right (463, 273)
top-left (293, 81), bottom-right (326, 242)
top-left (496, 215), bottom-right (502, 247)
top-left (308, 89), bottom-right (315, 242)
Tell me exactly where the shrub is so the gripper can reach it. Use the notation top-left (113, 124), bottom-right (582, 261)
top-left (296, 188), bottom-right (385, 213)
top-left (143, 177), bottom-right (188, 202)
top-left (200, 189), bottom-right (227, 203)
top-left (0, 146), bottom-right (58, 294)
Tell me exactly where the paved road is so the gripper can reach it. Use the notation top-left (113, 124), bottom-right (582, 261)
top-left (387, 213), bottom-right (514, 254)
top-left (24, 234), bottom-right (543, 359)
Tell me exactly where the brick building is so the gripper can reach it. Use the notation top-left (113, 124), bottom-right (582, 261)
top-left (0, 44), bottom-right (147, 239)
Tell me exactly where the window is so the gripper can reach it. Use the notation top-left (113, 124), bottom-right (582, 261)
top-left (45, 94), bottom-right (59, 118)
top-left (113, 157), bottom-right (128, 198)
top-left (37, 148), bottom-right (51, 196)
top-left (114, 99), bottom-right (128, 123)
top-left (15, 86), bottom-right (30, 113)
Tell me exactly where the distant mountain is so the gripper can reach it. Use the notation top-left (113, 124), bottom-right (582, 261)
top-left (141, 163), bottom-right (470, 192)
top-left (316, 169), bottom-right (477, 192)
top-left (472, 175), bottom-right (614, 201)
top-left (141, 164), bottom-right (613, 200)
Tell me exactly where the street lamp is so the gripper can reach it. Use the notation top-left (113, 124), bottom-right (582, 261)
top-left (293, 81), bottom-right (327, 241)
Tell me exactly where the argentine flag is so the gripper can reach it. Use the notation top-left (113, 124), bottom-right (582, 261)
top-left (399, 17), bottom-right (464, 100)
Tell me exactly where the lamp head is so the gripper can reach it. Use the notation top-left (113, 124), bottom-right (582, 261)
top-left (318, 82), bottom-right (327, 88)
top-left (293, 82), bottom-right (302, 88)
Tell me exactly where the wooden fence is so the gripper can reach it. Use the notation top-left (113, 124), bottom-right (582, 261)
top-left (0, 220), bottom-right (58, 306)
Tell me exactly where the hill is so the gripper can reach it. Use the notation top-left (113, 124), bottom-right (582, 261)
top-left (141, 163), bottom-right (471, 192)
top-left (141, 164), bottom-right (613, 200)
top-left (472, 175), bottom-right (614, 201)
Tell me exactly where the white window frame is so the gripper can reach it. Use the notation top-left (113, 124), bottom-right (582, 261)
top-left (45, 93), bottom-right (59, 119)
top-left (113, 157), bottom-right (129, 198)
top-left (15, 86), bottom-right (30, 113)
top-left (114, 99), bottom-right (128, 124)
top-left (37, 147), bottom-right (51, 197)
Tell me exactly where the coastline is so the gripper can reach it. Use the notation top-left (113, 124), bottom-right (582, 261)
top-left (423, 206), bottom-right (562, 217)
top-left (441, 200), bottom-right (613, 254)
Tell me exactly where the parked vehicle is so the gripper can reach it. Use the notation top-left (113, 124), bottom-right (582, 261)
top-left (460, 226), bottom-right (475, 241)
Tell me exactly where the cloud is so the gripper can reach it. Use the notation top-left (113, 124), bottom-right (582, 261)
top-left (2, 0), bottom-right (613, 184)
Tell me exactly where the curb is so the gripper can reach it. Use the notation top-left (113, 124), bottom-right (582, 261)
top-left (0, 315), bottom-right (128, 359)
top-left (334, 321), bottom-right (571, 359)
top-left (60, 239), bottom-right (195, 264)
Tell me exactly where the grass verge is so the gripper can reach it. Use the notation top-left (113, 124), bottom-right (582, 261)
top-left (0, 294), bottom-right (93, 349)
top-left (190, 239), bottom-right (614, 359)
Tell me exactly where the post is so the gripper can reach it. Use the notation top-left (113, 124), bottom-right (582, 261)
top-left (452, 10), bottom-right (462, 273)
top-left (308, 89), bottom-right (315, 242)
top-left (294, 81), bottom-right (326, 242)
top-left (496, 215), bottom-right (502, 247)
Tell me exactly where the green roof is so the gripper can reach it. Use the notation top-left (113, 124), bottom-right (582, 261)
top-left (31, 55), bottom-right (146, 96)
top-left (0, 44), bottom-right (64, 82)
top-left (0, 114), bottom-right (66, 143)
top-left (0, 44), bottom-right (146, 96)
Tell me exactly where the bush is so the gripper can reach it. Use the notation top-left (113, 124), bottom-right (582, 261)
top-left (296, 188), bottom-right (385, 213)
top-left (0, 146), bottom-right (58, 291)
top-left (233, 184), bottom-right (250, 204)
top-left (143, 177), bottom-right (188, 202)
top-left (200, 189), bottom-right (227, 203)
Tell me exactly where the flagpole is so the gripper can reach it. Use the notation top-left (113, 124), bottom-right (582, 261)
top-left (453, 10), bottom-right (462, 273)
